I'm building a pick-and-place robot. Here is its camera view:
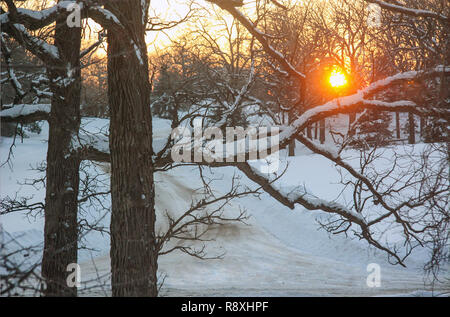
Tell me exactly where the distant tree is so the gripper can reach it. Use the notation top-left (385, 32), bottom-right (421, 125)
top-left (351, 110), bottom-right (393, 148)
top-left (81, 52), bottom-right (108, 118)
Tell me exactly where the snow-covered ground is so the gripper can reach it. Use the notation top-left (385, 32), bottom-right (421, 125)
top-left (1, 117), bottom-right (449, 296)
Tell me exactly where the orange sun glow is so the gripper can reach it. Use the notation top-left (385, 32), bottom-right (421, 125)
top-left (328, 69), bottom-right (348, 88)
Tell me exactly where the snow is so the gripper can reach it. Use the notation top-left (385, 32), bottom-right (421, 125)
top-left (367, 0), bottom-right (448, 22)
top-left (91, 7), bottom-right (122, 26)
top-left (361, 66), bottom-right (450, 95)
top-left (72, 132), bottom-right (110, 154)
top-left (273, 65), bottom-right (450, 155)
top-left (362, 99), bottom-right (416, 108)
top-left (1, 117), bottom-right (449, 296)
top-left (9, 1), bottom-right (80, 22)
top-left (0, 13), bottom-right (9, 24)
top-left (0, 104), bottom-right (50, 119)
top-left (141, 0), bottom-right (149, 25)
top-left (12, 24), bottom-right (59, 60)
top-left (4, 62), bottom-right (24, 96)
top-left (132, 41), bottom-right (144, 65)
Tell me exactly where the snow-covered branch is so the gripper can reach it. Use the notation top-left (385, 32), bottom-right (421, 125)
top-left (1, 23), bottom-right (60, 65)
top-left (76, 66), bottom-right (449, 167)
top-left (1, 0), bottom-right (124, 49)
top-left (86, 5), bottom-right (124, 31)
top-left (364, 0), bottom-right (449, 24)
top-left (1, 0), bottom-right (79, 31)
top-left (277, 66), bottom-right (450, 150)
top-left (0, 34), bottom-right (25, 102)
top-left (0, 104), bottom-right (50, 123)
top-left (235, 161), bottom-right (409, 266)
top-left (236, 162), bottom-right (364, 223)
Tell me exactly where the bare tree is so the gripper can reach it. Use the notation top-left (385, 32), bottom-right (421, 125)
top-left (1, 0), bottom-right (84, 296)
top-left (0, 0), bottom-right (112, 296)
top-left (202, 0), bottom-right (449, 271)
top-left (2, 0), bottom-right (449, 296)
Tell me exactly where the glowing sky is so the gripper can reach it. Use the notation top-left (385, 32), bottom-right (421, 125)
top-left (328, 69), bottom-right (348, 88)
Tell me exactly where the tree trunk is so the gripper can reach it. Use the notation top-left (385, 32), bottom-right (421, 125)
top-left (319, 119), bottom-right (325, 144)
top-left (306, 125), bottom-right (312, 139)
top-left (395, 112), bottom-right (400, 139)
top-left (288, 110), bottom-right (295, 156)
top-left (348, 112), bottom-right (356, 138)
top-left (106, 1), bottom-right (158, 296)
top-left (42, 12), bottom-right (81, 297)
top-left (419, 116), bottom-right (425, 138)
top-left (408, 112), bottom-right (415, 144)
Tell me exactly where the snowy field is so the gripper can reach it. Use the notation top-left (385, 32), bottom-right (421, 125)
top-left (1, 117), bottom-right (449, 296)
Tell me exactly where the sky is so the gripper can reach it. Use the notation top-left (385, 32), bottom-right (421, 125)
top-left (146, 0), bottom-right (204, 52)
top-left (87, 0), bottom-right (214, 56)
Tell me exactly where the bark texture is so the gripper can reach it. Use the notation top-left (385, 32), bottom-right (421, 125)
top-left (106, 1), bottom-right (158, 296)
top-left (41, 11), bottom-right (81, 296)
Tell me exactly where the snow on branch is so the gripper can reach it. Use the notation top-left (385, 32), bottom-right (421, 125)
top-left (87, 5), bottom-right (124, 30)
top-left (0, 104), bottom-right (50, 123)
top-left (0, 34), bottom-right (25, 102)
top-left (1, 0), bottom-right (125, 39)
top-left (76, 66), bottom-right (449, 166)
top-left (278, 66), bottom-right (450, 150)
top-left (296, 134), bottom-right (411, 222)
top-left (1, 23), bottom-right (60, 65)
top-left (235, 161), bottom-right (408, 266)
top-left (364, 0), bottom-right (449, 24)
top-left (0, 1), bottom-right (80, 31)
top-left (360, 65), bottom-right (450, 97)
top-left (1, 0), bottom-right (127, 67)
top-left (152, 66), bottom-right (449, 168)
top-left (190, 67), bottom-right (449, 162)
top-left (237, 162), bottom-right (364, 223)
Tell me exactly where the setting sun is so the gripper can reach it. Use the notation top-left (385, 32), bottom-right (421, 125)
top-left (328, 69), bottom-right (347, 88)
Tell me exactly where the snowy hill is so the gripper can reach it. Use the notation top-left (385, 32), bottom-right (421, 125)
top-left (1, 117), bottom-right (449, 296)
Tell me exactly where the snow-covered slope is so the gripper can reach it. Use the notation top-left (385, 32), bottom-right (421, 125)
top-left (80, 166), bottom-right (445, 296)
top-left (1, 118), bottom-right (449, 296)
